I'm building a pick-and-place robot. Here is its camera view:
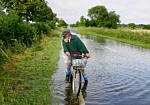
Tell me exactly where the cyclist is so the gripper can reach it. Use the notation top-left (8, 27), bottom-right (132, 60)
top-left (61, 29), bottom-right (91, 84)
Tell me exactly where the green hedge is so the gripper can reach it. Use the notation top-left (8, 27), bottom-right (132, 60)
top-left (0, 11), bottom-right (53, 68)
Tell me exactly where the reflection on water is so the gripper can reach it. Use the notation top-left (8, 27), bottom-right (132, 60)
top-left (81, 35), bottom-right (106, 44)
top-left (52, 35), bottom-right (150, 105)
top-left (63, 83), bottom-right (88, 105)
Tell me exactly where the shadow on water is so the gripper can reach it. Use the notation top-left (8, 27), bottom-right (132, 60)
top-left (80, 35), bottom-right (106, 44)
top-left (64, 83), bottom-right (88, 105)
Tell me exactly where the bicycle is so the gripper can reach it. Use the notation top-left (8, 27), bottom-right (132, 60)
top-left (69, 55), bottom-right (87, 96)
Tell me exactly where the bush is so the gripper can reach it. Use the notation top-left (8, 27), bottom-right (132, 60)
top-left (48, 22), bottom-right (56, 29)
top-left (33, 22), bottom-right (51, 35)
top-left (128, 23), bottom-right (136, 29)
top-left (0, 11), bottom-right (53, 67)
top-left (143, 25), bottom-right (150, 30)
top-left (40, 22), bottom-right (51, 34)
top-left (16, 22), bottom-right (36, 47)
top-left (0, 11), bottom-right (20, 47)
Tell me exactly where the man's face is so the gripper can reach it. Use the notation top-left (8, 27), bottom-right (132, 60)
top-left (63, 34), bottom-right (70, 39)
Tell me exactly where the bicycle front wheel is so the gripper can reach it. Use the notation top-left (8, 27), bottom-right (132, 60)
top-left (72, 69), bottom-right (82, 96)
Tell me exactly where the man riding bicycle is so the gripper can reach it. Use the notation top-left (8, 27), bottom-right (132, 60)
top-left (61, 29), bottom-right (91, 84)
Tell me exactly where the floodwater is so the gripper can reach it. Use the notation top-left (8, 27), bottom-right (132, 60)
top-left (52, 33), bottom-right (150, 105)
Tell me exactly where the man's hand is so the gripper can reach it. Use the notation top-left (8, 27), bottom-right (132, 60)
top-left (85, 53), bottom-right (91, 58)
top-left (65, 52), bottom-right (70, 56)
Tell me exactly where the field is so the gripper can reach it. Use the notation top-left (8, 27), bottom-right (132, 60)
top-left (131, 29), bottom-right (150, 33)
top-left (73, 27), bottom-right (150, 48)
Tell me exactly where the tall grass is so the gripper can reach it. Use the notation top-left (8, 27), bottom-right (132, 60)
top-left (74, 27), bottom-right (150, 48)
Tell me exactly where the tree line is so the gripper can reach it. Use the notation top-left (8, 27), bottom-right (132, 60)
top-left (125, 23), bottom-right (150, 29)
top-left (71, 6), bottom-right (120, 29)
top-left (71, 5), bottom-right (150, 30)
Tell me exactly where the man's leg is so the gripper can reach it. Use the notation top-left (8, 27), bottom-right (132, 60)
top-left (81, 67), bottom-right (88, 84)
top-left (65, 56), bottom-right (71, 82)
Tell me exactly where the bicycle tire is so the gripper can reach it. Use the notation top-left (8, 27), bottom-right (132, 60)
top-left (71, 69), bottom-right (82, 96)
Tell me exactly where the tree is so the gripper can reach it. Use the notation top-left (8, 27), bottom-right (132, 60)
top-left (143, 25), bottom-right (150, 30)
top-left (85, 19), bottom-right (90, 27)
top-left (80, 16), bottom-right (86, 26)
top-left (57, 19), bottom-right (67, 27)
top-left (128, 23), bottom-right (136, 29)
top-left (1, 0), bottom-right (33, 21)
top-left (0, 2), bottom-right (5, 16)
top-left (75, 21), bottom-right (80, 27)
top-left (85, 5), bottom-right (121, 28)
top-left (0, 8), bottom-right (5, 16)
top-left (30, 1), bottom-right (56, 22)
top-left (1, 0), bottom-right (57, 23)
top-left (88, 6), bottom-right (108, 27)
top-left (105, 11), bottom-right (120, 29)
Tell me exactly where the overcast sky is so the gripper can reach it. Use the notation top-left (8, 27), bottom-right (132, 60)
top-left (46, 0), bottom-right (150, 24)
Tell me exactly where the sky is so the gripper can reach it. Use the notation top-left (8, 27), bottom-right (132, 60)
top-left (46, 0), bottom-right (150, 24)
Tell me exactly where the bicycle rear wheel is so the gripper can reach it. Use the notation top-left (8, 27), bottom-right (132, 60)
top-left (72, 69), bottom-right (82, 96)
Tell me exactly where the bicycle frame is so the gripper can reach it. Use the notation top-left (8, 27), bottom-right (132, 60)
top-left (69, 55), bottom-right (87, 96)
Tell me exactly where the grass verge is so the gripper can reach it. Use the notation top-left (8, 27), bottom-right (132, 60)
top-left (73, 27), bottom-right (150, 49)
top-left (0, 28), bottom-right (62, 105)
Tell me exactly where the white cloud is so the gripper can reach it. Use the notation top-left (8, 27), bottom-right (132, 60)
top-left (46, 0), bottom-right (150, 24)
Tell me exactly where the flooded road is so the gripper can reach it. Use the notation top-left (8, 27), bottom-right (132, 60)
top-left (52, 34), bottom-right (150, 105)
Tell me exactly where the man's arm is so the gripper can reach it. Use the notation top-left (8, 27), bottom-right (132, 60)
top-left (62, 40), bottom-right (70, 56)
top-left (76, 36), bottom-right (91, 58)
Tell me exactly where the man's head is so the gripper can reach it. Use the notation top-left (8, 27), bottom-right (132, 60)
top-left (61, 29), bottom-right (71, 38)
top-left (61, 29), bottom-right (71, 43)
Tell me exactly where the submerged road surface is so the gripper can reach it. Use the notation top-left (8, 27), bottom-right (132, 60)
top-left (52, 33), bottom-right (150, 105)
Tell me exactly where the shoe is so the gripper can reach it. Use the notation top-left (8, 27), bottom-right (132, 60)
top-left (65, 75), bottom-right (70, 83)
top-left (65, 72), bottom-right (70, 83)
top-left (85, 80), bottom-right (88, 85)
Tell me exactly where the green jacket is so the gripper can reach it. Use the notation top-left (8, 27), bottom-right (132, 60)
top-left (62, 35), bottom-right (89, 55)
